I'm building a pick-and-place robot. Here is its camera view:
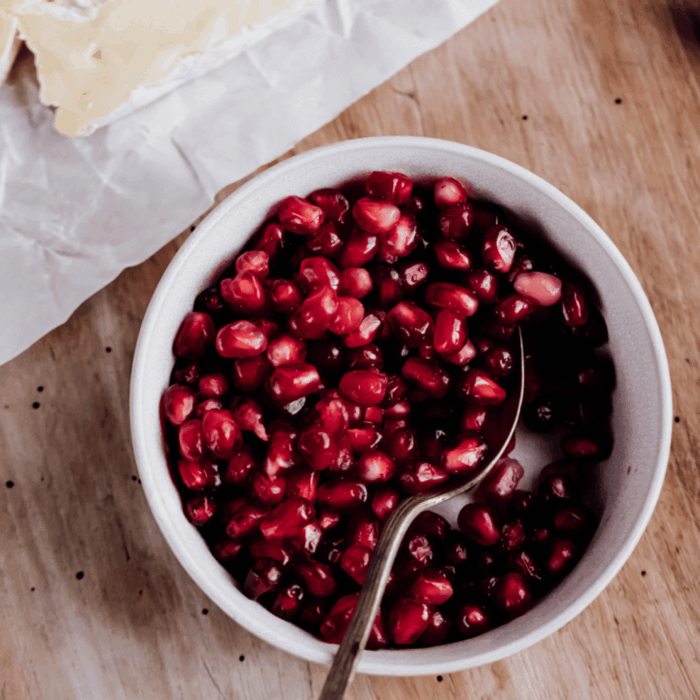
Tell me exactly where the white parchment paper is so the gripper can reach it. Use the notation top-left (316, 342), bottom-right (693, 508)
top-left (0, 0), bottom-right (498, 366)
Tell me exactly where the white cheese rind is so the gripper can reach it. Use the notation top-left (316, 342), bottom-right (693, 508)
top-left (0, 14), bottom-right (21, 84)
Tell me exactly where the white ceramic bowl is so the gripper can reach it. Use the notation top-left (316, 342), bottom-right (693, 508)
top-left (130, 137), bottom-right (672, 676)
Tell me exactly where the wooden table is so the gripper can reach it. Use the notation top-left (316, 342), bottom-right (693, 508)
top-left (2, 0), bottom-right (698, 697)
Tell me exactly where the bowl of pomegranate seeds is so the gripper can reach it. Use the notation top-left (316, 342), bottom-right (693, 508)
top-left (130, 137), bottom-right (672, 675)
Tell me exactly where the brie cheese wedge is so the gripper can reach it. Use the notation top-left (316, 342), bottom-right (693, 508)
top-left (0, 13), bottom-right (20, 84)
top-left (1, 0), bottom-right (324, 136)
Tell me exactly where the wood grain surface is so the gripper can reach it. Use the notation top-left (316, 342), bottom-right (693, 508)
top-left (2, 0), bottom-right (699, 697)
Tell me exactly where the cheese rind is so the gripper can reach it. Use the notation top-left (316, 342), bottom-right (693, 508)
top-left (0, 13), bottom-right (21, 84)
top-left (2, 0), bottom-right (323, 136)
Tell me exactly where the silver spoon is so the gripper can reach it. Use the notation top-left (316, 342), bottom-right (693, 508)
top-left (319, 328), bottom-right (525, 700)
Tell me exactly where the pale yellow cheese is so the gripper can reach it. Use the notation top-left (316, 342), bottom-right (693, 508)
top-left (0, 12), bottom-right (21, 84)
top-left (1, 0), bottom-right (323, 136)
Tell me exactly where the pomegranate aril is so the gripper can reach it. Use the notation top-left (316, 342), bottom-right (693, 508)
top-left (178, 420), bottom-right (203, 461)
top-left (402, 358), bottom-right (451, 398)
top-left (457, 369), bottom-right (507, 405)
top-left (172, 360), bottom-right (200, 386)
top-left (263, 426), bottom-right (301, 477)
top-left (438, 203), bottom-right (474, 240)
top-left (336, 228), bottom-right (379, 269)
top-left (364, 406), bottom-right (384, 423)
top-left (347, 343), bottom-right (384, 371)
top-left (230, 398), bottom-right (267, 441)
top-left (493, 572), bottom-right (532, 617)
top-left (366, 171), bottom-right (413, 204)
top-left (296, 558), bottom-right (338, 598)
top-left (268, 363), bottom-right (322, 404)
top-left (309, 188), bottom-right (350, 223)
top-left (397, 260), bottom-right (430, 291)
top-left (538, 473), bottom-right (578, 503)
top-left (507, 490), bottom-right (536, 519)
top-left (508, 548), bottom-right (543, 583)
top-left (185, 494), bottom-right (216, 526)
top-left (381, 427), bottom-right (418, 465)
top-left (560, 281), bottom-right (590, 326)
top-left (320, 594), bottom-right (385, 646)
top-left (277, 196), bottom-right (325, 235)
top-left (163, 384), bottom-right (197, 426)
top-left (338, 267), bottom-right (372, 299)
top-left (458, 503), bottom-right (500, 546)
top-left (306, 221), bottom-right (345, 257)
top-left (433, 240), bottom-right (472, 271)
top-left (271, 279), bottom-right (303, 314)
top-left (499, 519), bottom-right (527, 552)
top-left (288, 284), bottom-right (339, 339)
top-left (271, 584), bottom-right (304, 621)
top-left (388, 301), bottom-right (434, 347)
top-left (477, 458), bottom-right (525, 502)
top-left (494, 294), bottom-right (536, 325)
top-left (408, 567), bottom-right (454, 605)
top-left (401, 532), bottom-right (434, 566)
top-left (244, 558), bottom-right (284, 600)
top-left (377, 214), bottom-right (418, 262)
top-left (546, 538), bottom-right (578, 576)
top-left (352, 197), bottom-right (402, 234)
top-left (388, 599), bottom-right (432, 645)
top-left (201, 409), bottom-right (242, 459)
top-left (249, 537), bottom-right (293, 567)
top-left (433, 310), bottom-right (467, 355)
top-left (563, 433), bottom-right (611, 460)
top-left (457, 603), bottom-right (492, 638)
top-left (346, 510), bottom-right (380, 549)
top-left (339, 369), bottom-right (388, 406)
top-left (434, 177), bottom-right (468, 210)
top-left (329, 297), bottom-right (365, 335)
top-left (442, 434), bottom-right (488, 475)
top-left (466, 267), bottom-right (500, 305)
top-left (481, 346), bottom-right (514, 378)
top-left (425, 282), bottom-right (479, 317)
top-left (554, 505), bottom-right (596, 538)
top-left (443, 339), bottom-right (477, 366)
top-left (285, 466), bottom-right (320, 504)
top-left (442, 531), bottom-right (470, 567)
top-left (260, 497), bottom-right (315, 543)
top-left (313, 390), bottom-right (351, 439)
top-left (418, 610), bottom-right (451, 647)
top-left (347, 423), bottom-right (383, 454)
top-left (232, 354), bottom-right (272, 393)
top-left (372, 264), bottom-right (405, 309)
top-left (460, 405), bottom-right (489, 433)
top-left (481, 225), bottom-right (517, 273)
top-left (249, 471), bottom-right (287, 506)
top-left (174, 312), bottom-right (216, 360)
top-left (298, 425), bottom-right (338, 471)
top-left (226, 503), bottom-right (269, 540)
top-left (213, 538), bottom-right (243, 564)
top-left (399, 461), bottom-right (450, 494)
top-left (195, 286), bottom-right (226, 318)
top-left (296, 256), bottom-right (341, 293)
top-left (216, 320), bottom-right (267, 359)
top-left (513, 271), bottom-right (562, 306)
top-left (340, 544), bottom-right (373, 584)
top-left (343, 312), bottom-right (384, 348)
top-left (220, 272), bottom-right (268, 315)
top-left (221, 447), bottom-right (256, 486)
top-left (317, 478), bottom-right (368, 512)
top-left (372, 485), bottom-right (400, 521)
top-left (265, 334), bottom-right (306, 368)
top-left (291, 520), bottom-right (324, 556)
top-left (305, 338), bottom-right (345, 378)
top-left (297, 598), bottom-right (329, 633)
top-left (408, 511), bottom-right (450, 543)
top-left (356, 449), bottom-right (396, 483)
top-left (318, 508), bottom-right (341, 531)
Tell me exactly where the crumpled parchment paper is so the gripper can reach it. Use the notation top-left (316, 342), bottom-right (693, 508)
top-left (0, 0), bottom-right (498, 366)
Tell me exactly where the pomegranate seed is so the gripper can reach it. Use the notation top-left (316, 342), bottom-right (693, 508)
top-left (494, 294), bottom-right (536, 325)
top-left (554, 505), bottom-right (595, 538)
top-left (457, 604), bottom-right (491, 638)
top-left (259, 497), bottom-right (315, 543)
top-left (249, 471), bottom-right (288, 506)
top-left (438, 203), bottom-right (474, 240)
top-left (434, 177), bottom-right (468, 209)
top-left (185, 494), bottom-right (216, 526)
top-left (508, 490), bottom-right (536, 519)
top-left (384, 400), bottom-right (411, 419)
top-left (381, 427), bottom-right (418, 465)
top-left (433, 240), bottom-right (472, 271)
top-left (346, 510), bottom-right (380, 550)
top-left (539, 473), bottom-right (577, 503)
top-left (244, 557), bottom-right (283, 600)
top-left (178, 420), bottom-right (203, 460)
top-left (443, 531), bottom-right (469, 566)
top-left (387, 301), bottom-right (434, 347)
top-left (408, 511), bottom-right (449, 543)
top-left (213, 538), bottom-right (243, 564)
top-left (338, 267), bottom-right (372, 299)
top-left (220, 272), bottom-right (268, 315)
top-left (347, 343), bottom-right (384, 371)
top-left (460, 405), bottom-right (489, 432)
top-left (336, 228), bottom-right (378, 268)
top-left (216, 320), bottom-right (268, 359)
top-left (285, 466), bottom-right (320, 503)
top-left (296, 558), bottom-right (338, 597)
top-left (372, 486), bottom-right (400, 521)
top-left (230, 397), bottom-right (268, 441)
top-left (443, 339), bottom-right (477, 366)
top-left (249, 537), bottom-right (293, 566)
top-left (372, 264), bottom-right (405, 309)
top-left (313, 391), bottom-right (351, 439)
top-left (377, 214), bottom-right (418, 263)
top-left (499, 519), bottom-right (527, 552)
top-left (509, 549), bottom-right (542, 583)
top-left (236, 250), bottom-right (270, 278)
top-left (432, 310), bottom-right (467, 355)
top-left (442, 434), bottom-right (488, 475)
top-left (226, 503), bottom-right (269, 540)
top-left (356, 449), bottom-right (396, 483)
top-left (399, 461), bottom-right (450, 494)
top-left (562, 433), bottom-right (609, 460)
top-left (308, 222), bottom-right (346, 257)
top-left (320, 595), bottom-right (386, 647)
top-left (309, 188), bottom-right (350, 222)
top-left (263, 426), bottom-right (300, 477)
top-left (366, 171), bottom-right (413, 204)
top-left (222, 447), bottom-right (256, 486)
top-left (482, 225), bottom-right (517, 273)
top-left (481, 346), bottom-right (514, 377)
top-left (347, 423), bottom-right (383, 454)
top-left (277, 196), bottom-right (325, 235)
top-left (408, 567), bottom-right (454, 605)
top-left (477, 458), bottom-right (525, 502)
top-left (296, 256), bottom-right (341, 293)
top-left (195, 286), bottom-right (226, 318)
top-left (271, 584), bottom-right (304, 621)
top-left (318, 508), bottom-right (341, 531)
top-left (561, 282), bottom-right (589, 326)
top-left (201, 409), bottom-right (242, 459)
top-left (196, 372), bottom-right (228, 399)
top-left (547, 538), bottom-right (578, 576)
top-left (397, 260), bottom-right (430, 291)
top-left (457, 369), bottom-right (507, 405)
top-left (339, 369), bottom-right (388, 406)
top-left (425, 282), bottom-right (479, 317)
top-left (402, 358), bottom-right (451, 398)
top-left (513, 271), bottom-right (562, 306)
top-left (162, 384), bottom-right (196, 425)
top-left (267, 363), bottom-right (322, 404)
top-left (466, 268), bottom-right (500, 305)
top-left (271, 280), bottom-right (303, 314)
top-left (343, 312), bottom-right (384, 348)
top-left (316, 478), bottom-right (368, 512)
top-left (172, 360), bottom-right (200, 386)
top-left (288, 284), bottom-right (339, 339)
top-left (291, 520), bottom-right (324, 556)
top-left (494, 572), bottom-right (532, 617)
top-left (388, 599), bottom-right (432, 645)
top-left (174, 312), bottom-right (216, 360)
top-left (251, 221), bottom-right (285, 257)
top-left (352, 197), bottom-right (401, 234)
top-left (329, 297), bottom-right (365, 335)
top-left (418, 610), bottom-right (452, 646)
top-left (341, 544), bottom-right (373, 584)
top-left (458, 503), bottom-right (500, 546)
top-left (298, 425), bottom-right (338, 470)
top-left (232, 354), bottom-right (273, 392)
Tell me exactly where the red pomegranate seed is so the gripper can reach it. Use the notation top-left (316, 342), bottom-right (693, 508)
top-left (347, 423), bottom-right (383, 454)
top-left (399, 461), bottom-right (450, 494)
top-left (220, 272), bottom-right (268, 315)
top-left (466, 268), bottom-right (500, 305)
top-left (339, 369), bottom-right (388, 406)
top-left (458, 503), bottom-right (500, 546)
top-left (313, 391), bottom-right (351, 439)
top-left (259, 497), bottom-right (315, 543)
top-left (425, 282), bottom-right (479, 317)
top-left (370, 265), bottom-right (404, 310)
top-left (277, 196), bottom-right (325, 235)
top-left (216, 320), bottom-right (268, 359)
top-left (343, 312), bottom-right (384, 348)
top-left (336, 228), bottom-right (379, 269)
top-left (296, 558), bottom-right (338, 597)
top-left (174, 312), bottom-right (216, 360)
top-left (442, 531), bottom-right (469, 567)
top-left (482, 225), bottom-right (517, 273)
top-left (408, 567), bottom-right (454, 605)
top-left (377, 214), bottom-right (418, 263)
top-left (286, 466), bottom-right (320, 503)
top-left (442, 339), bottom-right (477, 366)
top-left (347, 344), bottom-right (384, 371)
top-left (366, 171), bottom-right (413, 204)
top-left (178, 420), bottom-right (203, 460)
top-left (494, 572), bottom-right (532, 617)
top-left (381, 427), bottom-right (418, 465)
top-left (291, 520), bottom-right (324, 556)
top-left (318, 508), bottom-right (341, 531)
top-left (408, 511), bottom-right (449, 543)
top-left (162, 384), bottom-right (196, 425)
top-left (562, 434), bottom-right (607, 460)
top-left (477, 458), bottom-right (525, 501)
top-left (481, 346), bottom-right (514, 377)
top-left (509, 549), bottom-right (542, 583)
top-left (384, 400), bottom-right (411, 420)
top-left (320, 595), bottom-right (386, 647)
top-left (263, 427), bottom-right (300, 478)
top-left (250, 315), bottom-right (278, 339)
top-left (460, 405), bottom-right (489, 432)
top-left (232, 354), bottom-right (273, 392)
top-left (307, 221), bottom-right (346, 257)
top-left (539, 473), bottom-right (577, 503)
top-left (494, 294), bottom-right (536, 325)
top-left (372, 485), bottom-right (400, 521)
top-left (213, 538), bottom-right (243, 564)
top-left (388, 599), bottom-right (432, 645)
top-left (352, 197), bottom-right (401, 234)
top-left (329, 297), bottom-right (365, 335)
top-left (547, 538), bottom-right (578, 575)
top-left (340, 544), bottom-right (373, 584)
top-left (288, 284), bottom-right (339, 339)
top-left (297, 598), bottom-right (329, 633)
top-left (296, 256), bottom-right (341, 293)
top-left (251, 221), bottom-right (285, 257)
top-left (249, 471), bottom-right (288, 506)
top-left (236, 250), bottom-right (270, 278)
top-left (244, 557), bottom-right (283, 600)
top-left (402, 358), bottom-right (451, 398)
top-left (442, 434), bottom-right (488, 475)
top-left (271, 584), bottom-right (304, 621)
top-left (513, 271), bottom-right (562, 306)
top-left (387, 301), bottom-right (434, 347)
top-left (499, 519), bottom-right (527, 552)
top-left (201, 409), bottom-right (242, 459)
top-left (197, 372), bottom-right (228, 399)
top-left (270, 279), bottom-right (303, 314)
top-left (434, 177), bottom-right (468, 209)
top-left (298, 425), bottom-right (338, 471)
top-left (419, 610), bottom-right (452, 646)
top-left (265, 334), bottom-right (306, 368)
top-left (172, 360), bottom-right (200, 386)
top-left (364, 406), bottom-right (383, 424)
top-left (433, 310), bottom-right (468, 355)
top-left (338, 267), bottom-right (372, 299)
top-left (249, 537), bottom-right (293, 566)
top-left (397, 260), bottom-right (430, 291)
top-left (316, 478), bottom-right (368, 512)
top-left (185, 493), bottom-right (216, 526)
top-left (222, 447), bottom-right (256, 486)
top-left (230, 397), bottom-right (268, 441)
top-left (226, 503), bottom-right (269, 540)
top-left (560, 282), bottom-right (589, 326)
top-left (438, 203), bottom-right (474, 240)
top-left (457, 368), bottom-right (507, 405)
top-left (196, 286), bottom-right (226, 318)
top-left (457, 604), bottom-right (491, 638)
top-left (554, 505), bottom-right (595, 537)
top-left (309, 188), bottom-right (350, 222)
top-left (267, 363), bottom-right (322, 404)
top-left (433, 240), bottom-right (472, 271)
top-left (356, 449), bottom-right (396, 483)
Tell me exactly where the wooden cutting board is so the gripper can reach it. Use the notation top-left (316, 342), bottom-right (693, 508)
top-left (1, 0), bottom-right (699, 697)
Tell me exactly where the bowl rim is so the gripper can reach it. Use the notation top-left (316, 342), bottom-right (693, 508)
top-left (130, 136), bottom-right (673, 675)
